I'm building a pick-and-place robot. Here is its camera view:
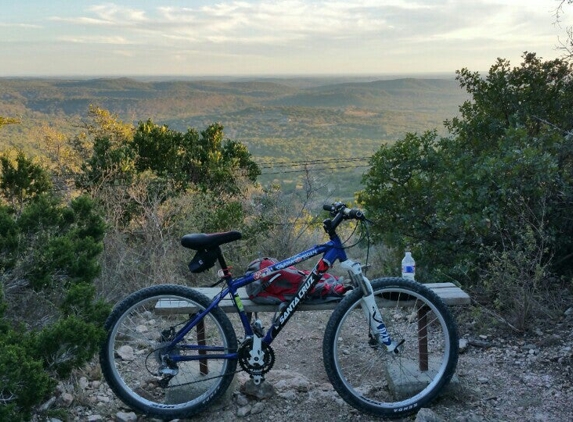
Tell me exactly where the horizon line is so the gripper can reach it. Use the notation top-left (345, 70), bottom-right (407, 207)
top-left (0, 71), bottom-right (464, 81)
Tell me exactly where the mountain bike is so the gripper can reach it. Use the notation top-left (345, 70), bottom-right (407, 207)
top-left (99, 202), bottom-right (459, 420)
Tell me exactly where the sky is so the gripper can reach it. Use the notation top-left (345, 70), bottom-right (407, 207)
top-left (0, 0), bottom-right (570, 77)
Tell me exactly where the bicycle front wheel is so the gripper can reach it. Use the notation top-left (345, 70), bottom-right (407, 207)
top-left (100, 284), bottom-right (238, 420)
top-left (323, 277), bottom-right (458, 419)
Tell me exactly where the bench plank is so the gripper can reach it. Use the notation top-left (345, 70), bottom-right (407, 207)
top-left (154, 282), bottom-right (470, 314)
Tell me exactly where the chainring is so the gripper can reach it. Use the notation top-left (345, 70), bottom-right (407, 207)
top-left (238, 337), bottom-right (275, 375)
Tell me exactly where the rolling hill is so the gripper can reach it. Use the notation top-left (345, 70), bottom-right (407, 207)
top-left (0, 75), bottom-right (469, 199)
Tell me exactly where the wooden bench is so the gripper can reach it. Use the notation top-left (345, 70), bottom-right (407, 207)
top-left (155, 282), bottom-right (469, 375)
top-left (155, 282), bottom-right (470, 314)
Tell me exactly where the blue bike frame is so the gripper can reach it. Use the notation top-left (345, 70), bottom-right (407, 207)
top-left (167, 234), bottom-right (348, 363)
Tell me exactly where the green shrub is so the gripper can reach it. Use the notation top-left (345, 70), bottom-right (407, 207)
top-left (0, 285), bottom-right (55, 421)
top-left (0, 340), bottom-right (55, 422)
top-left (359, 54), bottom-right (573, 312)
top-left (0, 152), bottom-right (109, 419)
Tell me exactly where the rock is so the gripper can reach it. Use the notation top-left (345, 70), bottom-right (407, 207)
top-left (416, 407), bottom-right (444, 422)
top-left (116, 345), bottom-right (135, 361)
top-left (269, 371), bottom-right (311, 392)
top-left (87, 416), bottom-right (103, 422)
top-left (459, 338), bottom-right (469, 353)
top-left (236, 405), bottom-right (251, 417)
top-left (96, 394), bottom-right (110, 403)
top-left (39, 396), bottom-right (57, 412)
top-left (60, 392), bottom-right (74, 407)
top-left (455, 415), bottom-right (485, 422)
top-left (235, 393), bottom-right (250, 406)
top-left (241, 379), bottom-right (275, 400)
top-left (533, 412), bottom-right (552, 421)
top-left (278, 390), bottom-right (297, 401)
top-left (79, 376), bottom-right (90, 390)
top-left (469, 339), bottom-right (492, 348)
top-left (251, 401), bottom-right (266, 415)
top-left (115, 411), bottom-right (138, 422)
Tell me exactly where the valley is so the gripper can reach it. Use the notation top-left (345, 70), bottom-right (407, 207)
top-left (0, 75), bottom-right (469, 199)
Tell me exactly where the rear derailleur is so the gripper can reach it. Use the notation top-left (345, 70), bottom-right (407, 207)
top-left (153, 327), bottom-right (180, 387)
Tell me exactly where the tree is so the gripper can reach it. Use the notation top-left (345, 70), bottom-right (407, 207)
top-left (0, 151), bottom-right (53, 212)
top-left (556, 0), bottom-right (573, 58)
top-left (131, 120), bottom-right (260, 195)
top-left (76, 114), bottom-right (260, 228)
top-left (359, 53), bottom-right (573, 286)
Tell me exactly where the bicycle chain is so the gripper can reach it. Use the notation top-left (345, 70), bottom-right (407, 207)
top-left (144, 339), bottom-right (275, 390)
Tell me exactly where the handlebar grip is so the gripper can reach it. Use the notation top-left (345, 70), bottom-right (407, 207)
top-left (345, 208), bottom-right (365, 220)
top-left (323, 203), bottom-right (365, 220)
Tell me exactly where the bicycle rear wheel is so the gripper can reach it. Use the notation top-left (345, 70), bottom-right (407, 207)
top-left (100, 284), bottom-right (237, 420)
top-left (323, 277), bottom-right (458, 419)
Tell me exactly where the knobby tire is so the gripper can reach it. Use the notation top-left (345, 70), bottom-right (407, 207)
top-left (99, 284), bottom-right (238, 420)
top-left (322, 277), bottom-right (458, 419)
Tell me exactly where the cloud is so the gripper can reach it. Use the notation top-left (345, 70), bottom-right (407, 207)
top-left (50, 1), bottom-right (403, 46)
top-left (5, 0), bottom-right (560, 76)
top-left (59, 35), bottom-right (132, 45)
top-left (0, 22), bottom-right (42, 29)
top-left (50, 3), bottom-right (149, 26)
top-left (48, 0), bottom-right (554, 51)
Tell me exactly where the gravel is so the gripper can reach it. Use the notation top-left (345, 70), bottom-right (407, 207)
top-left (36, 305), bottom-right (573, 422)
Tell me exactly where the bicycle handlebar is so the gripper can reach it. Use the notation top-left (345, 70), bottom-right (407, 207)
top-left (323, 203), bottom-right (365, 221)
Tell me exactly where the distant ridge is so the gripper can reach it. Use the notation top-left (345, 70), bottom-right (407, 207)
top-left (0, 76), bottom-right (467, 118)
top-left (0, 74), bottom-right (469, 199)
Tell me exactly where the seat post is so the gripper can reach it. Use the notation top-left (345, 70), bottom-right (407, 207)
top-left (216, 246), bottom-right (232, 277)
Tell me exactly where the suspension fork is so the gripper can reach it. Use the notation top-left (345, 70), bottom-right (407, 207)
top-left (340, 260), bottom-right (400, 352)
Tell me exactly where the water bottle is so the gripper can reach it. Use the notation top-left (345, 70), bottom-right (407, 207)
top-left (401, 251), bottom-right (415, 280)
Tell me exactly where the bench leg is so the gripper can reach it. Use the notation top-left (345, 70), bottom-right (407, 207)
top-left (197, 319), bottom-right (208, 375)
top-left (418, 306), bottom-right (429, 371)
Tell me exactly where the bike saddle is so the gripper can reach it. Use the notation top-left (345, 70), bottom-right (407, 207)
top-left (181, 231), bottom-right (242, 250)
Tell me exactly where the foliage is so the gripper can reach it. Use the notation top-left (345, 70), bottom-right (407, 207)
top-left (0, 117), bottom-right (19, 129)
top-left (0, 151), bottom-right (53, 211)
top-left (28, 315), bottom-right (106, 377)
top-left (75, 111), bottom-right (261, 229)
top-left (482, 217), bottom-right (552, 331)
top-left (0, 144), bottom-right (109, 419)
top-left (359, 53), bottom-right (573, 322)
top-left (131, 120), bottom-right (260, 195)
top-left (0, 335), bottom-right (55, 422)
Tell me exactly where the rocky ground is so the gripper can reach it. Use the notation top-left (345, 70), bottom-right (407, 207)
top-left (36, 304), bottom-right (573, 422)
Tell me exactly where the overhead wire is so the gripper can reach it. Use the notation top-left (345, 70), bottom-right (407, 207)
top-left (256, 156), bottom-right (370, 168)
top-left (255, 156), bottom-right (372, 175)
